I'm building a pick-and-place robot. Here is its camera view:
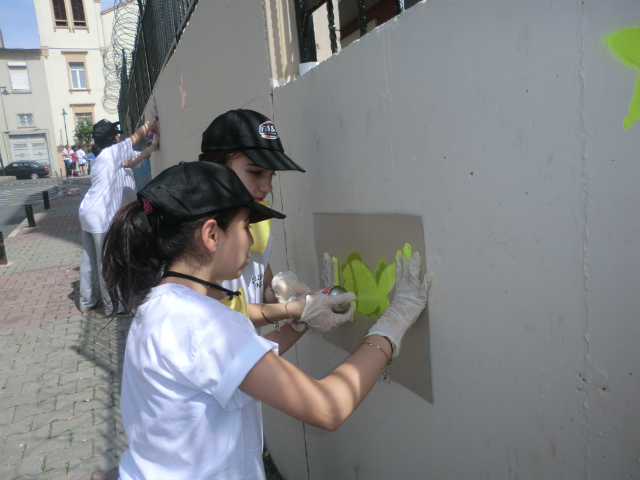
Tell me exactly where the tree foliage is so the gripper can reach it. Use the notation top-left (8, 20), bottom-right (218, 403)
top-left (74, 118), bottom-right (94, 146)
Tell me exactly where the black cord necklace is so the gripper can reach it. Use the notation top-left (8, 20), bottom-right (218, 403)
top-left (162, 271), bottom-right (241, 300)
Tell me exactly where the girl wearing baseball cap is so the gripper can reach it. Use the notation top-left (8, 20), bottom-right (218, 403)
top-left (78, 116), bottom-right (159, 316)
top-left (200, 109), bottom-right (328, 332)
top-left (102, 161), bottom-right (429, 480)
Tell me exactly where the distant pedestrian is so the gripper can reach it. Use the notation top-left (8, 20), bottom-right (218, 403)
top-left (87, 151), bottom-right (95, 175)
top-left (62, 145), bottom-right (71, 178)
top-left (77, 145), bottom-right (87, 176)
top-left (78, 117), bottom-right (159, 315)
top-left (70, 146), bottom-right (78, 176)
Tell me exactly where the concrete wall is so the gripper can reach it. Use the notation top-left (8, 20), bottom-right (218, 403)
top-left (0, 49), bottom-right (58, 172)
top-left (146, 0), bottom-right (640, 478)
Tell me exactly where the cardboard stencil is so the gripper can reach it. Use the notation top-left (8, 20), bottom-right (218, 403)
top-left (313, 213), bottom-right (433, 403)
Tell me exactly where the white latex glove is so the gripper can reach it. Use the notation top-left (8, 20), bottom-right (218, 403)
top-left (148, 134), bottom-right (160, 153)
top-left (322, 253), bottom-right (339, 287)
top-left (298, 291), bottom-right (357, 334)
top-left (367, 249), bottom-right (431, 356)
top-left (271, 271), bottom-right (311, 303)
top-left (271, 271), bottom-right (311, 331)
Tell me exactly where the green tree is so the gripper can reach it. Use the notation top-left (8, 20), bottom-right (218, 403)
top-left (74, 117), bottom-right (94, 146)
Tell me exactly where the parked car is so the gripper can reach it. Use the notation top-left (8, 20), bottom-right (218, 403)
top-left (2, 162), bottom-right (50, 180)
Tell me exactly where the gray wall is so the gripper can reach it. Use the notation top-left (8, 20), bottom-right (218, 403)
top-left (149, 1), bottom-right (640, 478)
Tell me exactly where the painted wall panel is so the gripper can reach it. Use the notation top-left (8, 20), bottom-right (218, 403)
top-left (138, 0), bottom-right (640, 478)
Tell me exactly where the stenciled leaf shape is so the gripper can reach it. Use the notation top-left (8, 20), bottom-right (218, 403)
top-left (342, 255), bottom-right (396, 317)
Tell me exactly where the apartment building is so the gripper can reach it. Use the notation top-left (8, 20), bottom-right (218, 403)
top-left (32, 0), bottom-right (120, 165)
top-left (0, 48), bottom-right (58, 174)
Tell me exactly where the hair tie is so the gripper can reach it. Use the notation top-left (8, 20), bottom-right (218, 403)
top-left (141, 197), bottom-right (153, 214)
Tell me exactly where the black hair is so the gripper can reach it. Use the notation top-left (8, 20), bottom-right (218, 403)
top-left (101, 200), bottom-right (242, 318)
top-left (92, 136), bottom-right (118, 157)
top-left (198, 150), bottom-right (237, 166)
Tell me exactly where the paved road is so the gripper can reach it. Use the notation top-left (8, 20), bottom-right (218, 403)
top-left (0, 180), bottom-right (61, 240)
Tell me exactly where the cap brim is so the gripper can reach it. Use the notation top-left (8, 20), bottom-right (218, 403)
top-left (242, 148), bottom-right (305, 172)
top-left (248, 200), bottom-right (286, 224)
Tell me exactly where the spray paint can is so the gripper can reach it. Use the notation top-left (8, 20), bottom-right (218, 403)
top-left (293, 285), bottom-right (351, 314)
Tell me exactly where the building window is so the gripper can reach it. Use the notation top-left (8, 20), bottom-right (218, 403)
top-left (8, 63), bottom-right (31, 91)
top-left (17, 114), bottom-right (35, 128)
top-left (70, 0), bottom-right (86, 28)
top-left (69, 62), bottom-right (87, 89)
top-left (51, 0), bottom-right (68, 28)
top-left (75, 112), bottom-right (93, 123)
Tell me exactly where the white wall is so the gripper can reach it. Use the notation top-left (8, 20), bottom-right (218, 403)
top-left (145, 0), bottom-right (640, 478)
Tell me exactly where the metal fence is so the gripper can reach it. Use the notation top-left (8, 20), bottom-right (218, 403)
top-left (295, 0), bottom-right (414, 63)
top-left (118, 0), bottom-right (198, 135)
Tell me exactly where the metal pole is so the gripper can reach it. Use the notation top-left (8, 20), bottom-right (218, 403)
top-left (327, 0), bottom-right (338, 55)
top-left (0, 87), bottom-right (10, 171)
top-left (358, 0), bottom-right (367, 37)
top-left (394, 0), bottom-right (405, 15)
top-left (0, 231), bottom-right (7, 266)
top-left (25, 204), bottom-right (36, 228)
top-left (62, 109), bottom-right (69, 145)
top-left (43, 191), bottom-right (50, 210)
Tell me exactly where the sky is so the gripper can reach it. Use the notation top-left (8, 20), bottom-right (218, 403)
top-left (0, 0), bottom-right (116, 50)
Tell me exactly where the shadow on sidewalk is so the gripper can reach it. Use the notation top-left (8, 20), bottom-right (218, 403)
top-left (71, 310), bottom-right (130, 479)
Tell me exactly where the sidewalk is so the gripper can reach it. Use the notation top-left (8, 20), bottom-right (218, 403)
top-left (0, 191), bottom-right (125, 480)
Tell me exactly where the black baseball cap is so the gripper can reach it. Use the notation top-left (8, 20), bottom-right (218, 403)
top-left (138, 162), bottom-right (285, 226)
top-left (92, 120), bottom-right (122, 143)
top-left (201, 109), bottom-right (305, 172)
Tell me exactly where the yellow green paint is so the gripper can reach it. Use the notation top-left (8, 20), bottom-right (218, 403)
top-left (604, 27), bottom-right (640, 130)
top-left (327, 244), bottom-right (412, 317)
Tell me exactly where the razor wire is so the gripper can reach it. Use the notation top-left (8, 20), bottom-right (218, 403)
top-left (102, 0), bottom-right (140, 115)
top-left (111, 0), bottom-right (197, 135)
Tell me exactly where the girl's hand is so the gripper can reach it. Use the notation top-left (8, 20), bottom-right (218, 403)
top-left (297, 292), bottom-right (356, 334)
top-left (367, 248), bottom-right (431, 356)
top-left (271, 271), bottom-right (311, 303)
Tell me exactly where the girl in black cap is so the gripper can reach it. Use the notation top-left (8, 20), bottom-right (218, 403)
top-left (200, 109), bottom-right (326, 332)
top-left (102, 161), bottom-right (429, 480)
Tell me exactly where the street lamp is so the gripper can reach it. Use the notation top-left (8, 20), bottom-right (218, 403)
top-left (61, 109), bottom-right (69, 146)
top-left (0, 86), bottom-right (10, 171)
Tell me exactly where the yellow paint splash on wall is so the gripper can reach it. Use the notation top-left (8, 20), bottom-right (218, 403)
top-left (604, 27), bottom-right (640, 130)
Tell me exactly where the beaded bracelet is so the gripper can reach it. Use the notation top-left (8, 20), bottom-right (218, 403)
top-left (261, 303), bottom-right (280, 331)
top-left (361, 341), bottom-right (390, 364)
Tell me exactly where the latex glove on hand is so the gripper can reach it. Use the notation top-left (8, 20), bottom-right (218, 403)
top-left (271, 271), bottom-right (311, 303)
top-left (148, 134), bottom-right (160, 153)
top-left (271, 272), bottom-right (311, 332)
top-left (367, 247), bottom-right (431, 356)
top-left (297, 291), bottom-right (356, 334)
top-left (322, 253), bottom-right (340, 287)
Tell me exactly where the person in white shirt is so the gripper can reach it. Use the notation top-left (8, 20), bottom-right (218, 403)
top-left (62, 145), bottom-right (71, 178)
top-left (199, 109), bottom-right (309, 330)
top-left (78, 117), bottom-right (158, 315)
top-left (102, 161), bottom-right (429, 480)
top-left (76, 145), bottom-right (87, 176)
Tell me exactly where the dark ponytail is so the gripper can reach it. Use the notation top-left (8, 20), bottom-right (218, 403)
top-left (102, 201), bottom-right (162, 317)
top-left (102, 200), bottom-right (241, 318)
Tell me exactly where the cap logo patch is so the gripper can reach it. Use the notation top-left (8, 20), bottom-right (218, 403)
top-left (259, 121), bottom-right (278, 140)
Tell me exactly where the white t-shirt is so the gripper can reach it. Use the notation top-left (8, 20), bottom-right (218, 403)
top-left (77, 149), bottom-right (87, 165)
top-left (119, 283), bottom-right (278, 480)
top-left (222, 234), bottom-right (273, 305)
top-left (78, 138), bottom-right (137, 234)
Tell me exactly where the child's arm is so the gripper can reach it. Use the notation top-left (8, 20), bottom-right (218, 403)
top-left (263, 264), bottom-right (277, 303)
top-left (240, 250), bottom-right (430, 431)
top-left (240, 334), bottom-right (391, 431)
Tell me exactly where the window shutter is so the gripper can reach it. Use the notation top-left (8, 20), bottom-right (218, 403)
top-left (70, 0), bottom-right (86, 24)
top-left (52, 0), bottom-right (68, 26)
top-left (9, 67), bottom-right (30, 91)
